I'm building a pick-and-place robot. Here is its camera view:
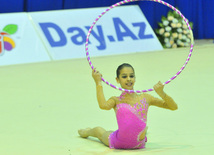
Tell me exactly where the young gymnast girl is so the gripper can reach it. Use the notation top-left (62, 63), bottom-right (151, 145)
top-left (78, 63), bottom-right (178, 149)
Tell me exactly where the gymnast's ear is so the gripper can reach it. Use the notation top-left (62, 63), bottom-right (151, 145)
top-left (116, 77), bottom-right (120, 84)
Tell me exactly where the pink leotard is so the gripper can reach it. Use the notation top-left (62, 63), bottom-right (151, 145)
top-left (109, 92), bottom-right (149, 149)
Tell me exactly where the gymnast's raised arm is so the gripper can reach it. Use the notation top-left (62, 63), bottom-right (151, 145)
top-left (149, 81), bottom-right (178, 110)
top-left (92, 68), bottom-right (116, 110)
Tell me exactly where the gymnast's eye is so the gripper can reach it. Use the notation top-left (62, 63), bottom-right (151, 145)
top-left (122, 76), bottom-right (127, 78)
top-left (130, 75), bottom-right (135, 78)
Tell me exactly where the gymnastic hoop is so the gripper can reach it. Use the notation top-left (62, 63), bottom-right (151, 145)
top-left (85, 0), bottom-right (194, 93)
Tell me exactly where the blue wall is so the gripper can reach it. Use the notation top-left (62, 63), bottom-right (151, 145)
top-left (0, 0), bottom-right (213, 39)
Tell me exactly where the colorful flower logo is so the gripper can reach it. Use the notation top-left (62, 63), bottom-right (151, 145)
top-left (0, 24), bottom-right (18, 56)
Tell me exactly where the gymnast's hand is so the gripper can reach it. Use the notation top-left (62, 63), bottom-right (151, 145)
top-left (153, 81), bottom-right (166, 97)
top-left (92, 68), bottom-right (102, 86)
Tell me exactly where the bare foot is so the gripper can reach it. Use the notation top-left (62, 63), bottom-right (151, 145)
top-left (78, 128), bottom-right (91, 138)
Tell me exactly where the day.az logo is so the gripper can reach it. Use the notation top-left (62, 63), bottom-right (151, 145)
top-left (0, 24), bottom-right (18, 56)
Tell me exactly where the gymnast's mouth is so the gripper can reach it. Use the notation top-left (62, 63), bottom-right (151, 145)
top-left (126, 83), bottom-right (133, 86)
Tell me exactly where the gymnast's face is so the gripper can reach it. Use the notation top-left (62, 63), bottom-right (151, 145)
top-left (116, 67), bottom-right (136, 90)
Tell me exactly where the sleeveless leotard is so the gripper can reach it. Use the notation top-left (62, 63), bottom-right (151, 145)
top-left (109, 92), bottom-right (149, 149)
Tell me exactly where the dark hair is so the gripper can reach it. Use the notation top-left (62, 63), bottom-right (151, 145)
top-left (116, 63), bottom-right (135, 78)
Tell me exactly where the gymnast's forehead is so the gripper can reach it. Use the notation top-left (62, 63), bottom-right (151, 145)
top-left (119, 67), bottom-right (135, 75)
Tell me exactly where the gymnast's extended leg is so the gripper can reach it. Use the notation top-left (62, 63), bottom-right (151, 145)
top-left (78, 127), bottom-right (112, 146)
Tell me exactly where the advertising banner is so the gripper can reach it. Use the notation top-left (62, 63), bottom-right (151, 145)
top-left (0, 13), bottom-right (51, 66)
top-left (30, 5), bottom-right (163, 60)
